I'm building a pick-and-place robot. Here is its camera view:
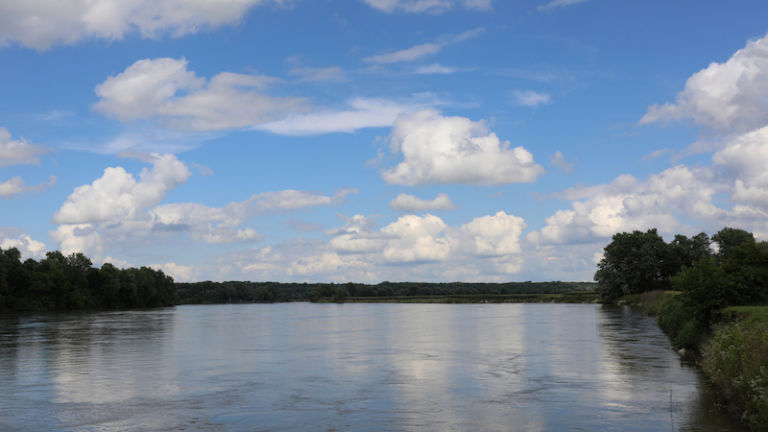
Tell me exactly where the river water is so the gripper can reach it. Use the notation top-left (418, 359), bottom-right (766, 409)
top-left (0, 303), bottom-right (745, 431)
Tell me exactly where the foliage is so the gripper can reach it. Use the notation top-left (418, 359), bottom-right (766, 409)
top-left (702, 316), bottom-right (768, 430)
top-left (175, 280), bottom-right (597, 304)
top-left (594, 229), bottom-right (680, 302)
top-left (0, 247), bottom-right (175, 312)
top-left (656, 294), bottom-right (704, 349)
top-left (597, 226), bottom-right (768, 429)
top-left (712, 227), bottom-right (756, 260)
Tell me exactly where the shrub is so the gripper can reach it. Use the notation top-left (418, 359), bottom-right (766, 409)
top-left (701, 319), bottom-right (768, 430)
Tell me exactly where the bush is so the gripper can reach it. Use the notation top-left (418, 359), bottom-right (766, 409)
top-left (701, 319), bottom-right (768, 430)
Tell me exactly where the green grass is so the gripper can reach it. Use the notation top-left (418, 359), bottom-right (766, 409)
top-left (723, 306), bottom-right (768, 324)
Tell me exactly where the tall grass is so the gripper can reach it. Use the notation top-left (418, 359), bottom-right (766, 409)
top-left (701, 307), bottom-right (768, 431)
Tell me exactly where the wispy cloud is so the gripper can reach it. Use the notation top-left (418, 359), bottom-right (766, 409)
top-left (549, 151), bottom-right (575, 174)
top-left (255, 96), bottom-right (434, 136)
top-left (362, 0), bottom-right (492, 14)
top-left (414, 63), bottom-right (460, 74)
top-left (513, 90), bottom-right (551, 107)
top-left (288, 66), bottom-right (346, 83)
top-left (364, 28), bottom-right (483, 64)
top-left (538, 0), bottom-right (588, 12)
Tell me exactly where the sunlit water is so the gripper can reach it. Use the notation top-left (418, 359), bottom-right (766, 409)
top-left (0, 303), bottom-right (744, 431)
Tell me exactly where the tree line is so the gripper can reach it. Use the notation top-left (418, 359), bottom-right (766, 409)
top-left (0, 247), bottom-right (176, 312)
top-left (595, 227), bottom-right (768, 347)
top-left (176, 280), bottom-right (596, 304)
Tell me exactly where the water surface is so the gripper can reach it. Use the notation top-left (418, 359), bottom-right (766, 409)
top-left (0, 303), bottom-right (743, 431)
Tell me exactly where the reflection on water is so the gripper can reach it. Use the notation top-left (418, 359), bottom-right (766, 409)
top-left (0, 304), bottom-right (744, 431)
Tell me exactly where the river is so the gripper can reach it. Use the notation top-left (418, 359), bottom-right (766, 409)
top-left (0, 303), bottom-right (745, 431)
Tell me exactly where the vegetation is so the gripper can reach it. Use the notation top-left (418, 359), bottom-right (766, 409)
top-left (595, 227), bottom-right (768, 430)
top-left (0, 247), bottom-right (176, 312)
top-left (176, 280), bottom-right (597, 304)
top-left (702, 307), bottom-right (768, 430)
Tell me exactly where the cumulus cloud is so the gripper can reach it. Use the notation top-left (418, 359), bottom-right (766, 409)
top-left (537, 0), bottom-right (588, 12)
top-left (94, 57), bottom-right (306, 131)
top-left (513, 90), bottom-right (551, 107)
top-left (0, 0), bottom-right (291, 50)
top-left (380, 214), bottom-right (454, 262)
top-left (458, 211), bottom-right (527, 257)
top-left (529, 165), bottom-right (722, 245)
top-left (640, 33), bottom-right (768, 132)
top-left (390, 193), bottom-right (455, 211)
top-left (0, 175), bottom-right (56, 198)
top-left (713, 125), bottom-right (768, 207)
top-left (361, 0), bottom-right (492, 14)
top-left (0, 234), bottom-right (46, 258)
top-left (174, 209), bottom-right (532, 282)
top-left (382, 109), bottom-right (544, 185)
top-left (51, 155), bottom-right (356, 257)
top-left (363, 28), bottom-right (483, 64)
top-left (334, 212), bottom-right (525, 265)
top-left (255, 97), bottom-right (428, 135)
top-left (54, 153), bottom-right (191, 224)
top-left (0, 127), bottom-right (46, 167)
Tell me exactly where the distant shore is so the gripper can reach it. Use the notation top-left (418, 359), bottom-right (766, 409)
top-left (313, 291), bottom-right (600, 304)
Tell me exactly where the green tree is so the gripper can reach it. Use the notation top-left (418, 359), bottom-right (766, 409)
top-left (594, 229), bottom-right (675, 302)
top-left (712, 227), bottom-right (755, 260)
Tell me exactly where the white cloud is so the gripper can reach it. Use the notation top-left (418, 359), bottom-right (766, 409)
top-left (328, 215), bottom-right (389, 253)
top-left (537, 0), bottom-right (588, 12)
top-left (252, 188), bottom-right (357, 211)
top-left (0, 234), bottom-right (46, 258)
top-left (150, 262), bottom-right (197, 282)
top-left (94, 57), bottom-right (306, 131)
top-left (381, 214), bottom-right (454, 262)
top-left (334, 212), bottom-right (525, 264)
top-left (458, 211), bottom-right (526, 257)
top-left (51, 155), bottom-right (356, 257)
top-left (0, 127), bottom-right (46, 167)
top-left (0, 0), bottom-right (291, 50)
top-left (390, 193), bottom-right (455, 211)
top-left (363, 28), bottom-right (483, 64)
top-left (713, 125), bottom-right (768, 207)
top-left (288, 66), bottom-right (346, 83)
top-left (414, 64), bottom-right (459, 74)
top-left (382, 109), bottom-right (544, 185)
top-left (362, 0), bottom-right (492, 14)
top-left (529, 165), bottom-right (722, 245)
top-left (230, 210), bottom-right (528, 281)
top-left (0, 175), bottom-right (56, 198)
top-left (640, 33), bottom-right (768, 133)
top-left (365, 42), bottom-right (443, 64)
top-left (54, 153), bottom-right (191, 224)
top-left (549, 151), bottom-right (574, 174)
top-left (513, 90), bottom-right (551, 107)
top-left (255, 97), bottom-right (428, 135)
top-left (641, 148), bottom-right (673, 162)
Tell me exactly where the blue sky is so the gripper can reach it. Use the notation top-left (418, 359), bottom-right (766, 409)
top-left (2, 0), bottom-right (768, 282)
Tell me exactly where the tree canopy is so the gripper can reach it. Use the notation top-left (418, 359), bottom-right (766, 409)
top-left (0, 247), bottom-right (176, 312)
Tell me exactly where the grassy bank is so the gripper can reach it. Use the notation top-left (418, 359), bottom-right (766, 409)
top-left (620, 291), bottom-right (768, 431)
top-left (701, 307), bottom-right (768, 430)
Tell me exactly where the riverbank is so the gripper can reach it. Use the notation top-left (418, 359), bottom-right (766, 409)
top-left (315, 291), bottom-right (600, 303)
top-left (618, 291), bottom-right (768, 431)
